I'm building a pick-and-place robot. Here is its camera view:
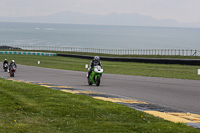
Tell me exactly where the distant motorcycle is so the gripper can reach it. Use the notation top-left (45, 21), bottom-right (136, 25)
top-left (9, 65), bottom-right (16, 77)
top-left (3, 63), bottom-right (8, 72)
top-left (86, 65), bottom-right (103, 86)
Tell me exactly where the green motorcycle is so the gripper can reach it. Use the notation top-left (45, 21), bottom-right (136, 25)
top-left (86, 65), bottom-right (103, 86)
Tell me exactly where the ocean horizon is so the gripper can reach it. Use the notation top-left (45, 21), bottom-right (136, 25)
top-left (0, 22), bottom-right (200, 50)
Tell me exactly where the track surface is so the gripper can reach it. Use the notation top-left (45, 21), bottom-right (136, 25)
top-left (1, 63), bottom-right (200, 114)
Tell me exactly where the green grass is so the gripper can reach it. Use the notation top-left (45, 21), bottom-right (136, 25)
top-left (0, 78), bottom-right (199, 133)
top-left (1, 54), bottom-right (200, 80)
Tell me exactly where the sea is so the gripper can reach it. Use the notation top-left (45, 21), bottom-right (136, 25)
top-left (0, 22), bottom-right (200, 50)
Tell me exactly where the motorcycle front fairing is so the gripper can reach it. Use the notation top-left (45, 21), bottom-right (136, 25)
top-left (90, 66), bottom-right (103, 83)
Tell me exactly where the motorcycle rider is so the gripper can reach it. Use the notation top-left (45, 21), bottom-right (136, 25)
top-left (9, 60), bottom-right (17, 71)
top-left (87, 56), bottom-right (102, 78)
top-left (3, 59), bottom-right (8, 68)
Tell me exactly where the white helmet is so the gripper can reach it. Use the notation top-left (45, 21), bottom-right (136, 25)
top-left (5, 59), bottom-right (7, 61)
top-left (94, 56), bottom-right (100, 61)
top-left (12, 60), bottom-right (15, 62)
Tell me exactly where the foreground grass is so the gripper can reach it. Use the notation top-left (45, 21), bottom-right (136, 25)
top-left (1, 54), bottom-right (200, 80)
top-left (0, 78), bottom-right (199, 133)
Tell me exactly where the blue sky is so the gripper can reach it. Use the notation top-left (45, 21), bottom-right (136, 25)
top-left (0, 0), bottom-right (200, 23)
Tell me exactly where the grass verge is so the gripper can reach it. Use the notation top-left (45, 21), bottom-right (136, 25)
top-left (0, 78), bottom-right (199, 132)
top-left (1, 54), bottom-right (200, 80)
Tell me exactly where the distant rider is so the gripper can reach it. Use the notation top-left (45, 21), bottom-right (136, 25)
top-left (9, 60), bottom-right (17, 71)
top-left (87, 56), bottom-right (102, 78)
top-left (3, 59), bottom-right (8, 68)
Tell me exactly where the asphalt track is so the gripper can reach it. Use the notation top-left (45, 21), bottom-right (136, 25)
top-left (1, 62), bottom-right (200, 115)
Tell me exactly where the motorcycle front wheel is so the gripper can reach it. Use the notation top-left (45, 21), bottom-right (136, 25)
top-left (88, 78), bottom-right (92, 85)
top-left (10, 71), bottom-right (14, 77)
top-left (96, 76), bottom-right (101, 86)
